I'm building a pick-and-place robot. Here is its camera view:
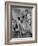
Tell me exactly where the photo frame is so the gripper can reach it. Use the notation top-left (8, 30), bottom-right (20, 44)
top-left (5, 1), bottom-right (37, 44)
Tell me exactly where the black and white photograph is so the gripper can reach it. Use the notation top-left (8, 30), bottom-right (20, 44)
top-left (11, 6), bottom-right (32, 38)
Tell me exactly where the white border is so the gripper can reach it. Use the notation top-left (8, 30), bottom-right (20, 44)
top-left (8, 3), bottom-right (36, 43)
